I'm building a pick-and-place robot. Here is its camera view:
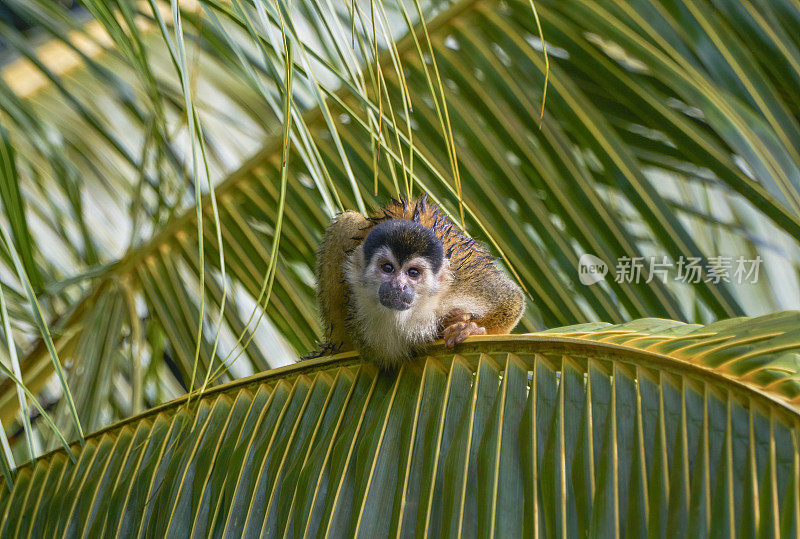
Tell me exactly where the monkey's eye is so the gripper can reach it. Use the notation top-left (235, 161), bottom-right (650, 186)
top-left (380, 262), bottom-right (394, 274)
top-left (407, 267), bottom-right (421, 279)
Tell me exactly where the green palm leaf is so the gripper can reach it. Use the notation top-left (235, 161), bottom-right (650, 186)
top-left (2, 314), bottom-right (800, 536)
top-left (0, 0), bottom-right (799, 456)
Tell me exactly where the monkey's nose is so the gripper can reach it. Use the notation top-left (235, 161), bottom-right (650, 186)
top-left (391, 281), bottom-right (407, 291)
top-left (379, 281), bottom-right (414, 310)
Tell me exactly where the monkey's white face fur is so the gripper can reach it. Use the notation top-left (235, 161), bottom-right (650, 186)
top-left (345, 245), bottom-right (452, 366)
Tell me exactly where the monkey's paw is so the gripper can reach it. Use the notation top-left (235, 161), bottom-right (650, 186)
top-left (443, 321), bottom-right (486, 348)
top-left (439, 311), bottom-right (470, 330)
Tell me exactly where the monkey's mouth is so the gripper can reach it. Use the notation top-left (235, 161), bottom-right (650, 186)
top-left (379, 289), bottom-right (414, 311)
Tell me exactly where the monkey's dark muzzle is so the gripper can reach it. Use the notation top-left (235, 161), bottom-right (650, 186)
top-left (379, 282), bottom-right (414, 311)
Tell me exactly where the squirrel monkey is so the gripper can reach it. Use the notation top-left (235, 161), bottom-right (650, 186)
top-left (313, 196), bottom-right (524, 367)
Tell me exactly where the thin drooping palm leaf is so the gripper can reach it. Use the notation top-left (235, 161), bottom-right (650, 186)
top-left (2, 313), bottom-right (799, 535)
top-left (1, 0), bottom-right (799, 450)
top-left (0, 119), bottom-right (83, 446)
top-left (0, 281), bottom-right (34, 460)
top-left (0, 126), bottom-right (40, 291)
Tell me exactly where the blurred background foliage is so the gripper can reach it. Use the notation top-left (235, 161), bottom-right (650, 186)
top-left (0, 0), bottom-right (798, 464)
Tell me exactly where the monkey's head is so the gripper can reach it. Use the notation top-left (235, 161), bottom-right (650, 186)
top-left (354, 219), bottom-right (450, 312)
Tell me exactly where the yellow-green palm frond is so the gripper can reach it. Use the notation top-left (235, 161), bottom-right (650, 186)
top-left (2, 313), bottom-right (799, 535)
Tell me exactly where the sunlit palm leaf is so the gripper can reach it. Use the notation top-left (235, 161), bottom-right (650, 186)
top-left (2, 314), bottom-right (800, 535)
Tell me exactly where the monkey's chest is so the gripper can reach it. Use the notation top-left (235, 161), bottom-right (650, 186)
top-left (346, 294), bottom-right (439, 362)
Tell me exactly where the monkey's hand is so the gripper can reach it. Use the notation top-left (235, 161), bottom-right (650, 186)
top-left (442, 317), bottom-right (486, 348)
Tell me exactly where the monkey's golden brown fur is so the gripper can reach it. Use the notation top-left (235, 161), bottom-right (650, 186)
top-left (313, 196), bottom-right (525, 362)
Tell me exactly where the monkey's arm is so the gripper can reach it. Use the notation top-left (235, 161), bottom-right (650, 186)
top-left (440, 264), bottom-right (525, 345)
top-left (471, 268), bottom-right (525, 333)
top-left (314, 210), bottom-right (370, 354)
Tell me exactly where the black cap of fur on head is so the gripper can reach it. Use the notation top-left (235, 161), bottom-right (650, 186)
top-left (362, 219), bottom-right (444, 273)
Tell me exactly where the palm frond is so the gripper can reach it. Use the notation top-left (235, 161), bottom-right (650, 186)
top-left (1, 0), bottom-right (799, 449)
top-left (2, 314), bottom-right (800, 535)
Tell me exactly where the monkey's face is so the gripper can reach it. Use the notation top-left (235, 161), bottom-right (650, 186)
top-left (352, 218), bottom-right (450, 317)
top-left (365, 246), bottom-right (443, 311)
